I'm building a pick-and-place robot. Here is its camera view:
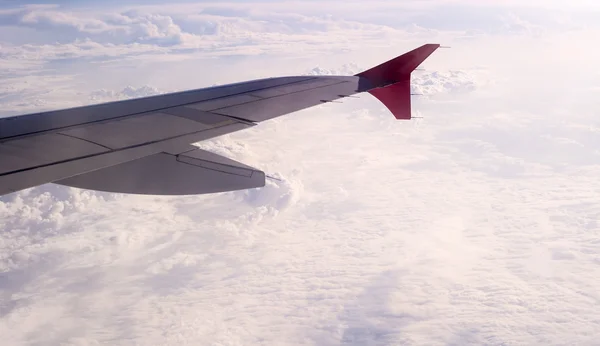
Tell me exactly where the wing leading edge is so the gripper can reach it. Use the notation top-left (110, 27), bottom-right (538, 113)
top-left (0, 44), bottom-right (440, 196)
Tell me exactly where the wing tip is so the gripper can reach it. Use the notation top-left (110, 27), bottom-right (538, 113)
top-left (355, 43), bottom-right (441, 85)
top-left (357, 43), bottom-right (441, 120)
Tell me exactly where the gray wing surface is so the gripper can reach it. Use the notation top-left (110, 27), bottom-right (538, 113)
top-left (0, 43), bottom-right (441, 197)
top-left (0, 76), bottom-right (369, 196)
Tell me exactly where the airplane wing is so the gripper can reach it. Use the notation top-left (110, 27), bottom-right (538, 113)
top-left (0, 44), bottom-right (440, 196)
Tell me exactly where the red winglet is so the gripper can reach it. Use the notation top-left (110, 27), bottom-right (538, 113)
top-left (356, 44), bottom-right (440, 119)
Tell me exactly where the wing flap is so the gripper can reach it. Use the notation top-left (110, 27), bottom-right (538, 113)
top-left (161, 107), bottom-right (230, 125)
top-left (177, 149), bottom-right (257, 177)
top-left (55, 148), bottom-right (265, 195)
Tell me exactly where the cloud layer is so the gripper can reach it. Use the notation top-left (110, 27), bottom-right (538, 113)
top-left (1, 1), bottom-right (600, 345)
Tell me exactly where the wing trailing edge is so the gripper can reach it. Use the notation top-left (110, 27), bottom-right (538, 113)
top-left (356, 43), bottom-right (440, 119)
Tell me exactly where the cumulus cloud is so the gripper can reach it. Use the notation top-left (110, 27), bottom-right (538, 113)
top-left (306, 63), bottom-right (362, 76)
top-left (1, 1), bottom-right (600, 345)
top-left (411, 70), bottom-right (488, 95)
top-left (89, 85), bottom-right (162, 101)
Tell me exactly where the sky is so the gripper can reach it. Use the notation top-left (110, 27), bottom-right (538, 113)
top-left (1, 1), bottom-right (600, 345)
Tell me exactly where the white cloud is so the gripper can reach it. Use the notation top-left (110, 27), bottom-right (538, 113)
top-left (305, 63), bottom-right (361, 76)
top-left (89, 85), bottom-right (162, 101)
top-left (1, 1), bottom-right (600, 345)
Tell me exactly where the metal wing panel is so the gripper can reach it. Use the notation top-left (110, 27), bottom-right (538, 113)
top-left (245, 77), bottom-right (343, 98)
top-left (187, 94), bottom-right (262, 112)
top-left (212, 76), bottom-right (367, 122)
top-left (58, 113), bottom-right (215, 149)
top-left (0, 76), bottom-right (365, 143)
top-left (0, 122), bottom-right (252, 196)
top-left (0, 134), bottom-right (108, 175)
top-left (56, 148), bottom-right (265, 195)
top-left (160, 107), bottom-right (242, 125)
top-left (0, 76), bottom-right (314, 140)
top-left (178, 149), bottom-right (258, 177)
